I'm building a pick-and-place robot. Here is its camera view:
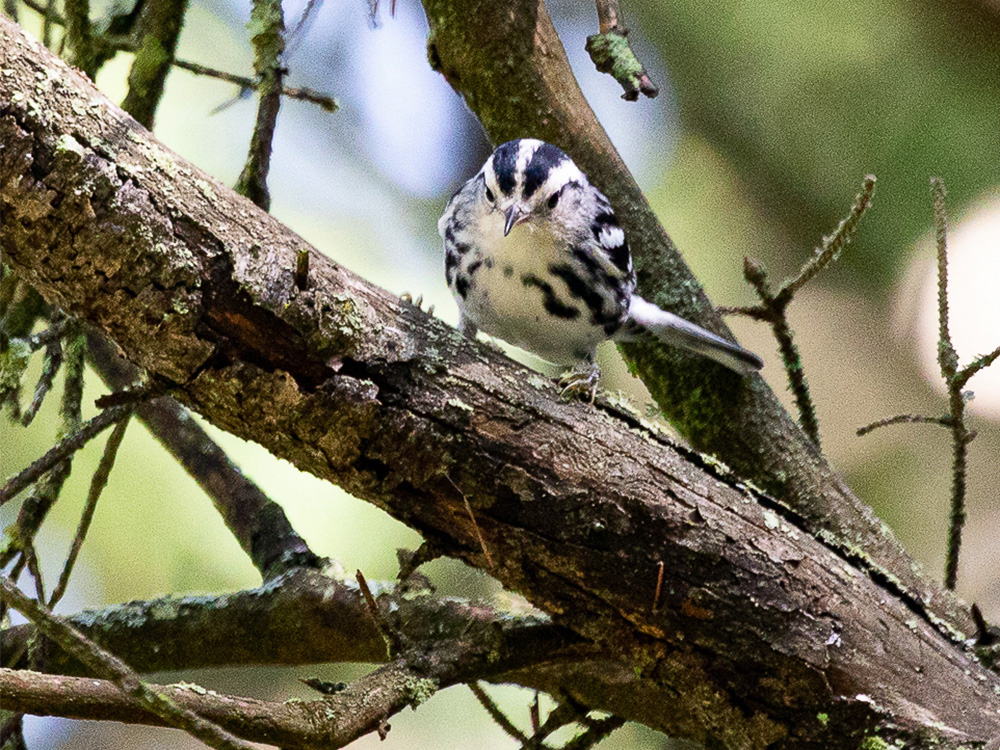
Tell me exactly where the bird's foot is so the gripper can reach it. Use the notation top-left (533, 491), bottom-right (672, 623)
top-left (400, 292), bottom-right (435, 316)
top-left (558, 363), bottom-right (600, 403)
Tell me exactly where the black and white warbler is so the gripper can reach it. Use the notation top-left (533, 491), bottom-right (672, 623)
top-left (439, 138), bottom-right (763, 398)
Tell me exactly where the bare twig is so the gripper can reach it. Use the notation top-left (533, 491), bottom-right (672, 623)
top-left (19, 543), bottom-right (45, 603)
top-left (585, 0), bottom-right (657, 101)
top-left (356, 569), bottom-right (404, 657)
top-left (0, 578), bottom-right (258, 750)
top-left (859, 179), bottom-right (999, 590)
top-left (235, 0), bottom-right (286, 210)
top-left (469, 682), bottom-right (530, 744)
top-left (722, 175), bottom-right (877, 449)
top-left (47, 416), bottom-right (131, 609)
top-left (170, 59), bottom-right (337, 110)
top-left (782, 175), bottom-right (877, 300)
top-left (856, 413), bottom-right (951, 436)
top-left (934, 178), bottom-right (969, 591)
top-left (954, 344), bottom-right (1000, 391)
top-left (446, 476), bottom-right (494, 567)
top-left (19, 337), bottom-right (62, 426)
top-left (560, 715), bottom-right (626, 750)
top-left (0, 402), bottom-right (134, 506)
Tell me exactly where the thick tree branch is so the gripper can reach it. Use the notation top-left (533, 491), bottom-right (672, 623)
top-left (1, 18), bottom-right (998, 748)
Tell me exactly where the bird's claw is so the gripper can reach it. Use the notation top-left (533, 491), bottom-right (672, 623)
top-left (558, 366), bottom-right (600, 403)
top-left (400, 292), bottom-right (434, 316)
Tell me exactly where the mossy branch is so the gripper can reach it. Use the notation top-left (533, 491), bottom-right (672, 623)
top-left (721, 175), bottom-right (877, 449)
top-left (586, 0), bottom-right (657, 101)
top-left (859, 178), bottom-right (1000, 590)
top-left (234, 0), bottom-right (286, 210)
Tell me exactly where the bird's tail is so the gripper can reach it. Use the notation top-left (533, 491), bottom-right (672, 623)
top-left (619, 296), bottom-right (763, 375)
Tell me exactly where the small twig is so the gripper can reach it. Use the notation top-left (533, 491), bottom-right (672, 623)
top-left (294, 247), bottom-right (310, 290)
top-left (651, 560), bottom-right (664, 613)
top-left (0, 403), bottom-right (135, 506)
top-left (356, 569), bottom-right (404, 657)
top-left (468, 682), bottom-right (530, 744)
top-left (20, 543), bottom-right (45, 603)
top-left (20, 337), bottom-right (62, 426)
top-left (781, 175), bottom-right (877, 301)
top-left (954, 344), bottom-right (1000, 391)
top-left (172, 59), bottom-right (338, 111)
top-left (560, 715), bottom-right (626, 750)
top-left (521, 698), bottom-right (587, 750)
top-left (586, 0), bottom-right (657, 101)
top-left (48, 416), bottom-right (131, 609)
top-left (722, 175), bottom-right (877, 449)
top-left (0, 577), bottom-right (258, 750)
top-left (446, 476), bottom-right (494, 567)
top-left (856, 413), bottom-right (951, 436)
top-left (235, 0), bottom-right (286, 210)
top-left (933, 178), bottom-right (969, 591)
top-left (860, 179), bottom-right (998, 590)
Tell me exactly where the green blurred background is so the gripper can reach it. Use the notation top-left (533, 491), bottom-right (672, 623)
top-left (3, 0), bottom-right (999, 746)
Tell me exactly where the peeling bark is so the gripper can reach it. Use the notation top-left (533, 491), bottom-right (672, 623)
top-left (1, 18), bottom-right (999, 748)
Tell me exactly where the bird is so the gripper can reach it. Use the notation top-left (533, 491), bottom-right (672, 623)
top-left (438, 138), bottom-right (762, 399)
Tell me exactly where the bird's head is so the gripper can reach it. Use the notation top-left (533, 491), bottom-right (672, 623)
top-left (482, 139), bottom-right (587, 236)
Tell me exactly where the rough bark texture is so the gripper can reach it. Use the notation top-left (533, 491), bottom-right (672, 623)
top-left (2, 18), bottom-right (999, 749)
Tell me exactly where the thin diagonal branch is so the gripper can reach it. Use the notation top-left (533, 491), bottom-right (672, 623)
top-left (0, 578), bottom-right (258, 750)
top-left (721, 175), bottom-right (877, 449)
top-left (235, 0), bottom-right (286, 209)
top-left (85, 331), bottom-right (320, 577)
top-left (469, 682), bottom-right (531, 744)
top-left (856, 413), bottom-right (952, 436)
top-left (954, 344), bottom-right (1000, 391)
top-left (47, 416), bottom-right (131, 609)
top-left (120, 0), bottom-right (189, 128)
top-left (0, 402), bottom-right (135, 506)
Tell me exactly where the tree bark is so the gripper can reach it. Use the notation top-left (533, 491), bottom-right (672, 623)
top-left (1, 17), bottom-right (998, 749)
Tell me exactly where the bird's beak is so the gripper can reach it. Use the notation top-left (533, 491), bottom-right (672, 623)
top-left (503, 204), bottom-right (529, 236)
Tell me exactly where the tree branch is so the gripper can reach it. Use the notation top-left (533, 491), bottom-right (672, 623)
top-left (1, 17), bottom-right (997, 748)
top-left (0, 577), bottom-right (258, 750)
top-left (85, 330), bottom-right (321, 578)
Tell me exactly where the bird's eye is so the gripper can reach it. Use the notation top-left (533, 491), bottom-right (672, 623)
top-left (547, 191), bottom-right (560, 210)
top-left (485, 187), bottom-right (496, 203)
